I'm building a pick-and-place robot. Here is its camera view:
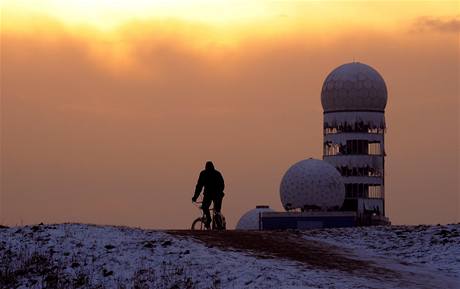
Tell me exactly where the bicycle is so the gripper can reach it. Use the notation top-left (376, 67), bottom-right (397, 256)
top-left (191, 200), bottom-right (226, 230)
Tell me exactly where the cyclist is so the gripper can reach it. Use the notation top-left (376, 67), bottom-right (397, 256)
top-left (192, 161), bottom-right (225, 229)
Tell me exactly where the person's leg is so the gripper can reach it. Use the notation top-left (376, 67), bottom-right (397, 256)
top-left (213, 194), bottom-right (223, 213)
top-left (201, 195), bottom-right (212, 227)
top-left (212, 195), bottom-right (224, 229)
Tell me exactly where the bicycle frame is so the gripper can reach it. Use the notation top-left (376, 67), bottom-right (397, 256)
top-left (193, 201), bottom-right (212, 228)
top-left (192, 199), bottom-right (225, 230)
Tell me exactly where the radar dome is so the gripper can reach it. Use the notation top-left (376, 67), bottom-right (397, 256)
top-left (321, 62), bottom-right (387, 112)
top-left (236, 206), bottom-right (274, 230)
top-left (280, 158), bottom-right (345, 210)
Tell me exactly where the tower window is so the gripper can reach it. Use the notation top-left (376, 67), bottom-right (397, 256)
top-left (345, 183), bottom-right (383, 199)
top-left (324, 121), bottom-right (385, 134)
top-left (325, 140), bottom-right (382, 156)
top-left (368, 142), bottom-right (381, 155)
top-left (337, 165), bottom-right (382, 177)
top-left (368, 185), bottom-right (383, 198)
top-left (346, 140), bottom-right (369, 154)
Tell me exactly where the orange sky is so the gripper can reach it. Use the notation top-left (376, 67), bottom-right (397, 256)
top-left (1, 1), bottom-right (459, 228)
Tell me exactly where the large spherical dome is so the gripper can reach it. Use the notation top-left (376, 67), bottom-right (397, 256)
top-left (321, 62), bottom-right (387, 112)
top-left (280, 158), bottom-right (345, 210)
top-left (236, 206), bottom-right (274, 230)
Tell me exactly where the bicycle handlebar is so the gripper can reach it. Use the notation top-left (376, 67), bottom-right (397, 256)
top-left (193, 200), bottom-right (215, 211)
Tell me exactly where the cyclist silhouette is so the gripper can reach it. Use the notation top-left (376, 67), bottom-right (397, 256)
top-left (192, 161), bottom-right (225, 229)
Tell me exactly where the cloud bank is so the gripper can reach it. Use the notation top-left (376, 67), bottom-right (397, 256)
top-left (412, 15), bottom-right (460, 33)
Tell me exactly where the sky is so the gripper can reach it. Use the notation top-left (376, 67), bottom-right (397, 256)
top-left (1, 0), bottom-right (459, 228)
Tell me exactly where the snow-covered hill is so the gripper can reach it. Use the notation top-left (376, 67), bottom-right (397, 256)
top-left (0, 224), bottom-right (458, 289)
top-left (304, 224), bottom-right (460, 278)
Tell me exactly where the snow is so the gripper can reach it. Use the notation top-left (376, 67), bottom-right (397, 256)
top-left (1, 223), bottom-right (459, 289)
top-left (303, 224), bottom-right (460, 278)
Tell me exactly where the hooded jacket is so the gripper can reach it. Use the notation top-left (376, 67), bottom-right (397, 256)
top-left (193, 162), bottom-right (225, 199)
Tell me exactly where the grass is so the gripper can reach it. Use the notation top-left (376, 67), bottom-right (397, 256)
top-left (0, 247), bottom-right (220, 289)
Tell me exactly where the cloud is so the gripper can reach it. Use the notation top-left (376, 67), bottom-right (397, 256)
top-left (412, 15), bottom-right (460, 33)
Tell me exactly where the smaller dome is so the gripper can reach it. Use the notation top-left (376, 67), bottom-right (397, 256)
top-left (280, 158), bottom-right (345, 210)
top-left (321, 62), bottom-right (387, 112)
top-left (236, 206), bottom-right (274, 230)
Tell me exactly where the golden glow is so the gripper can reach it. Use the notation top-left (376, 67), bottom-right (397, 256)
top-left (1, 0), bottom-right (457, 73)
top-left (1, 0), bottom-right (277, 31)
top-left (2, 0), bottom-right (457, 35)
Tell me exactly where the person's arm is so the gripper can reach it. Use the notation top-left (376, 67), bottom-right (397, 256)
top-left (219, 172), bottom-right (225, 192)
top-left (192, 171), bottom-right (204, 201)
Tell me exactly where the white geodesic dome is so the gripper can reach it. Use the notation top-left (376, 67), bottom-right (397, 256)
top-left (280, 158), bottom-right (345, 210)
top-left (235, 206), bottom-right (274, 230)
top-left (321, 62), bottom-right (387, 112)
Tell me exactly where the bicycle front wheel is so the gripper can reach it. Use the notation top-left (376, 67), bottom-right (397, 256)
top-left (191, 217), bottom-right (205, 230)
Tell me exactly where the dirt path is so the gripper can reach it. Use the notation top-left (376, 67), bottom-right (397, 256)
top-left (168, 230), bottom-right (458, 289)
top-left (169, 230), bottom-right (398, 277)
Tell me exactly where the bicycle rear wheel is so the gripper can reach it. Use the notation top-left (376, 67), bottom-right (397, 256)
top-left (213, 213), bottom-right (226, 230)
top-left (191, 217), bottom-right (205, 230)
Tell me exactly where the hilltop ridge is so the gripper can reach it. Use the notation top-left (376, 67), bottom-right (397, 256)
top-left (0, 223), bottom-right (458, 289)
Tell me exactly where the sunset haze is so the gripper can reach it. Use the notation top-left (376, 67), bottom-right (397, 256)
top-left (1, 0), bottom-right (459, 228)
